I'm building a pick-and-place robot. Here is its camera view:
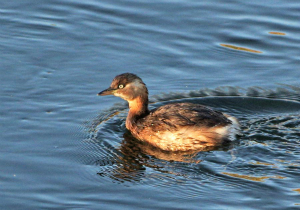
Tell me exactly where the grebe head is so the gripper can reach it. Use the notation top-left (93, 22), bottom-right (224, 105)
top-left (98, 73), bottom-right (148, 101)
top-left (99, 73), bottom-right (150, 130)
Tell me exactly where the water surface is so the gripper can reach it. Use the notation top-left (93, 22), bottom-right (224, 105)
top-left (1, 0), bottom-right (300, 209)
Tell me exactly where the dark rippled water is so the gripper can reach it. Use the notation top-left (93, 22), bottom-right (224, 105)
top-left (1, 0), bottom-right (300, 209)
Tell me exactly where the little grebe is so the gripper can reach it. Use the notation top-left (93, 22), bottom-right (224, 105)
top-left (98, 73), bottom-right (240, 151)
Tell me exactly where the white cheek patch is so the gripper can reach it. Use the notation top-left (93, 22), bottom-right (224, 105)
top-left (113, 79), bottom-right (146, 100)
top-left (127, 79), bottom-right (145, 94)
top-left (132, 79), bottom-right (144, 88)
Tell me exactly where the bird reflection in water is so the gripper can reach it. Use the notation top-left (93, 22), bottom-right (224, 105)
top-left (96, 131), bottom-right (233, 183)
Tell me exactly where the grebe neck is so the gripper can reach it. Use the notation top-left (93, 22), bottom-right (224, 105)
top-left (126, 95), bottom-right (149, 131)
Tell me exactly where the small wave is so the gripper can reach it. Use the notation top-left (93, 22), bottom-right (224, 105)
top-left (81, 85), bottom-right (300, 185)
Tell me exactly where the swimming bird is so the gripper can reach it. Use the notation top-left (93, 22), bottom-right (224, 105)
top-left (98, 73), bottom-right (240, 151)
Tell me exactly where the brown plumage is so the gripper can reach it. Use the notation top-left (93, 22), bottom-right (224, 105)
top-left (98, 73), bottom-right (240, 151)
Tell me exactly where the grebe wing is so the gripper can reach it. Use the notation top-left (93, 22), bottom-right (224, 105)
top-left (139, 103), bottom-right (231, 131)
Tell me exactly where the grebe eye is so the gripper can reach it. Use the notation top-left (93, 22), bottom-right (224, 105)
top-left (118, 84), bottom-right (124, 89)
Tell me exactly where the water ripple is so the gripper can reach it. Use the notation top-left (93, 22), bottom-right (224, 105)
top-left (81, 86), bottom-right (300, 195)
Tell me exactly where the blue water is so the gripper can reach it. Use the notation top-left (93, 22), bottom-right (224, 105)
top-left (1, 0), bottom-right (300, 209)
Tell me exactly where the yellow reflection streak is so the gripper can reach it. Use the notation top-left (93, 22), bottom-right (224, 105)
top-left (249, 161), bottom-right (275, 166)
top-left (269, 32), bottom-right (286, 35)
top-left (222, 172), bottom-right (286, 182)
top-left (292, 189), bottom-right (300, 194)
top-left (220, 44), bottom-right (262, 53)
